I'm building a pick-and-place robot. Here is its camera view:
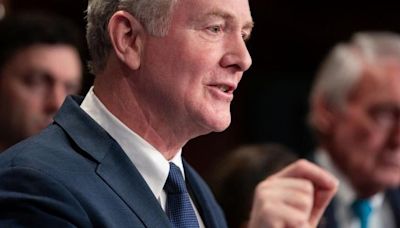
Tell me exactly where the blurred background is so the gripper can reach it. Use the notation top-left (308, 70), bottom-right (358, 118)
top-left (2, 0), bottom-right (400, 180)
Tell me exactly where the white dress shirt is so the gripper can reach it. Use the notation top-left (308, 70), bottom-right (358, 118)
top-left (316, 149), bottom-right (395, 228)
top-left (80, 87), bottom-right (205, 227)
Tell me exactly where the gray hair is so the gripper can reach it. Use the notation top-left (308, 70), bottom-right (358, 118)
top-left (309, 31), bottom-right (400, 132)
top-left (86, 0), bottom-right (178, 74)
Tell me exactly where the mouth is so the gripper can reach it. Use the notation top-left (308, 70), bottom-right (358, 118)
top-left (207, 82), bottom-right (237, 102)
top-left (213, 83), bottom-right (236, 94)
top-left (380, 151), bottom-right (400, 167)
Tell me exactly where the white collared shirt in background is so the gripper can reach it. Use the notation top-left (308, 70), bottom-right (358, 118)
top-left (316, 149), bottom-right (395, 228)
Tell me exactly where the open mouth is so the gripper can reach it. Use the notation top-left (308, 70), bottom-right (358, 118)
top-left (218, 85), bottom-right (232, 93)
top-left (207, 83), bottom-right (236, 102)
top-left (212, 83), bottom-right (236, 94)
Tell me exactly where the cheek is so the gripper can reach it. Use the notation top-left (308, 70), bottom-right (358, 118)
top-left (180, 67), bottom-right (214, 105)
top-left (4, 86), bottom-right (44, 123)
top-left (0, 95), bottom-right (30, 135)
top-left (13, 91), bottom-right (42, 112)
top-left (333, 122), bottom-right (378, 164)
top-left (340, 118), bottom-right (385, 151)
top-left (172, 39), bottom-right (218, 77)
top-left (8, 96), bottom-right (39, 121)
top-left (341, 124), bottom-right (391, 172)
top-left (355, 126), bottom-right (389, 153)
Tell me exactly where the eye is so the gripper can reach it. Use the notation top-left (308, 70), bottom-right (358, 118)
top-left (207, 25), bottom-right (223, 34)
top-left (242, 32), bottom-right (250, 42)
top-left (369, 106), bottom-right (398, 128)
top-left (21, 72), bottom-right (47, 88)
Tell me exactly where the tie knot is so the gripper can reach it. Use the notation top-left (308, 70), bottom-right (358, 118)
top-left (164, 163), bottom-right (187, 194)
top-left (351, 198), bottom-right (372, 228)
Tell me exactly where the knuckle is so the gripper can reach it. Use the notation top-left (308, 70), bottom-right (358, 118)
top-left (295, 159), bottom-right (311, 168)
top-left (302, 181), bottom-right (314, 194)
top-left (287, 216), bottom-right (308, 228)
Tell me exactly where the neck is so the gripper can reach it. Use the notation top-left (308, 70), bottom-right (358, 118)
top-left (353, 183), bottom-right (382, 199)
top-left (321, 143), bottom-right (382, 198)
top-left (93, 66), bottom-right (189, 160)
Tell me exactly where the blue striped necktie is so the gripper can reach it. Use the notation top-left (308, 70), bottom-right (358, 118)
top-left (164, 162), bottom-right (200, 228)
top-left (351, 198), bottom-right (372, 228)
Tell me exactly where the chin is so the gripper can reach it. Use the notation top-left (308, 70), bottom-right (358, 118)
top-left (193, 106), bottom-right (232, 133)
top-left (373, 173), bottom-right (400, 189)
top-left (212, 125), bottom-right (229, 132)
top-left (384, 177), bottom-right (400, 188)
top-left (195, 116), bottom-right (230, 134)
top-left (209, 116), bottom-right (231, 132)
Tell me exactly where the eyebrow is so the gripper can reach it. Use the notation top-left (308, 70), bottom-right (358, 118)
top-left (193, 9), bottom-right (254, 31)
top-left (24, 68), bottom-right (80, 88)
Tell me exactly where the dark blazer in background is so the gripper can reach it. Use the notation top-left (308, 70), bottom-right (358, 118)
top-left (318, 183), bottom-right (400, 228)
top-left (305, 153), bottom-right (400, 228)
top-left (0, 96), bottom-right (227, 228)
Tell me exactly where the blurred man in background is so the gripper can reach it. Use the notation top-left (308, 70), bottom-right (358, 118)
top-left (309, 31), bottom-right (400, 228)
top-left (0, 13), bottom-right (83, 151)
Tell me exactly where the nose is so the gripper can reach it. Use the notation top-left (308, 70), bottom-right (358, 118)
top-left (220, 34), bottom-right (252, 72)
top-left (44, 84), bottom-right (67, 115)
top-left (388, 120), bottom-right (400, 150)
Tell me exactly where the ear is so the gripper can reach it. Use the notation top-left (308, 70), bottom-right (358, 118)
top-left (108, 11), bottom-right (144, 70)
top-left (311, 95), bottom-right (338, 135)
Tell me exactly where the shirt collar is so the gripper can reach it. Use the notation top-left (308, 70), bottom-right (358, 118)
top-left (80, 87), bottom-right (185, 200)
top-left (316, 148), bottom-right (385, 210)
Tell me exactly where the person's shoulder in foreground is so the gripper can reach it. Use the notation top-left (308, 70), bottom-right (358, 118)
top-left (0, 96), bottom-right (131, 227)
top-left (0, 95), bottom-right (226, 228)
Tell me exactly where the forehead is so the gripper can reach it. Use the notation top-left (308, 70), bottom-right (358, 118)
top-left (173, 0), bottom-right (253, 26)
top-left (4, 44), bottom-right (82, 81)
top-left (350, 61), bottom-right (400, 104)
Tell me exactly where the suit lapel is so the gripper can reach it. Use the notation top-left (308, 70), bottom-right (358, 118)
top-left (386, 189), bottom-right (400, 227)
top-left (319, 198), bottom-right (338, 228)
top-left (320, 191), bottom-right (400, 228)
top-left (311, 151), bottom-right (400, 227)
top-left (54, 96), bottom-right (172, 228)
top-left (96, 141), bottom-right (172, 228)
top-left (183, 160), bottom-right (226, 228)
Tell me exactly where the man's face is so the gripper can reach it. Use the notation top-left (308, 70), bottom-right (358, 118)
top-left (328, 61), bottom-right (400, 193)
top-left (137, 0), bottom-right (252, 139)
top-left (0, 44), bottom-right (81, 148)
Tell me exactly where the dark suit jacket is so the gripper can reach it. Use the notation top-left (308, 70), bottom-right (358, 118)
top-left (319, 189), bottom-right (400, 228)
top-left (307, 155), bottom-right (400, 228)
top-left (0, 96), bottom-right (227, 228)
